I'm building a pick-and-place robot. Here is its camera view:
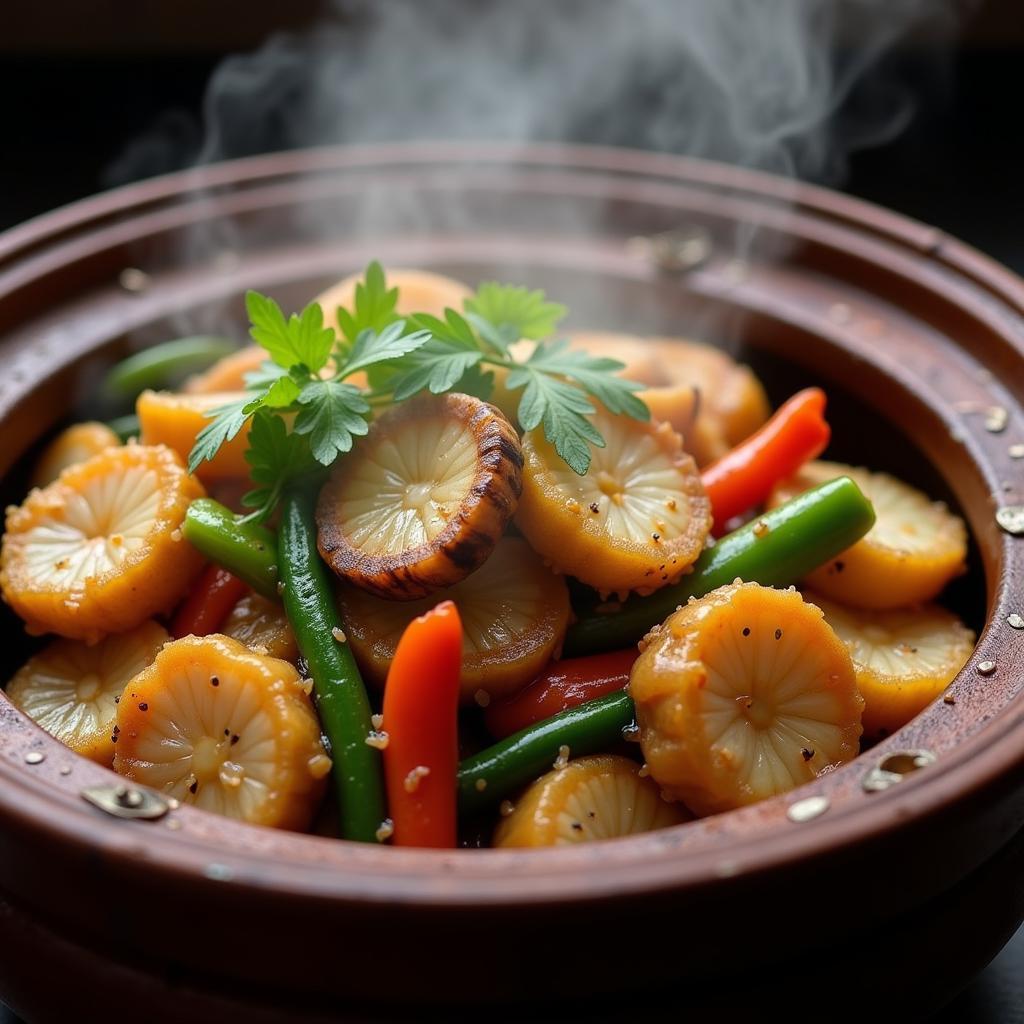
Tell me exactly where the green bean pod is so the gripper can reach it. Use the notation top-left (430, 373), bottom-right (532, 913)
top-left (181, 499), bottom-right (279, 599)
top-left (278, 489), bottom-right (385, 843)
top-left (105, 414), bottom-right (140, 443)
top-left (103, 337), bottom-right (238, 401)
top-left (457, 692), bottom-right (635, 814)
top-left (562, 476), bottom-right (875, 657)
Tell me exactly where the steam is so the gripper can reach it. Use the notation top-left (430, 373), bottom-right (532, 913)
top-left (106, 0), bottom-right (971, 339)
top-left (110, 0), bottom-right (966, 187)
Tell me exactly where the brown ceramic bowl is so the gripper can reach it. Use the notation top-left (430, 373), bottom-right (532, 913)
top-left (1, 144), bottom-right (1023, 1023)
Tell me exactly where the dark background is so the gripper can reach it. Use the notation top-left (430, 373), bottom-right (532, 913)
top-left (1, 1), bottom-right (1022, 1020)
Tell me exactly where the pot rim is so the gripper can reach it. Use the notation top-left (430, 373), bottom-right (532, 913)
top-left (1, 142), bottom-right (1022, 907)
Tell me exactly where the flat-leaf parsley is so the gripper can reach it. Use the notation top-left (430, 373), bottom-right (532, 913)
top-left (189, 263), bottom-right (648, 519)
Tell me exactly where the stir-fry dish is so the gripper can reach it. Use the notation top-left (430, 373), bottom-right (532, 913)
top-left (0, 265), bottom-right (975, 848)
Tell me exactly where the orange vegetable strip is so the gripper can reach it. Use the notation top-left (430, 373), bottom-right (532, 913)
top-left (382, 601), bottom-right (462, 848)
top-left (484, 648), bottom-right (637, 740)
top-left (701, 387), bottom-right (830, 534)
top-left (171, 565), bottom-right (249, 638)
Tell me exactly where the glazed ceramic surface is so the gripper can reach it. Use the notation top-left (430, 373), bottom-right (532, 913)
top-left (0, 145), bottom-right (1022, 1016)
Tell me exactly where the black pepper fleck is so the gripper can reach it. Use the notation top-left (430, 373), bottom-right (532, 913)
top-left (231, 734), bottom-right (240, 745)
top-left (589, 502), bottom-right (600, 514)
top-left (775, 628), bottom-right (783, 640)
top-left (571, 822), bottom-right (583, 831)
top-left (189, 781), bottom-right (198, 795)
top-left (138, 703), bottom-right (148, 712)
top-left (742, 627), bottom-right (751, 637)
top-left (835, 561), bottom-right (845, 573)
top-left (801, 747), bottom-right (814, 761)
top-left (210, 675), bottom-right (220, 687)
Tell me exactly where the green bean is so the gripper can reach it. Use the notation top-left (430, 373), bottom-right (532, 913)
top-left (563, 476), bottom-right (875, 657)
top-left (103, 337), bottom-right (238, 400)
top-left (457, 692), bottom-right (635, 814)
top-left (181, 499), bottom-right (279, 599)
top-left (278, 490), bottom-right (385, 843)
top-left (105, 414), bottom-right (140, 443)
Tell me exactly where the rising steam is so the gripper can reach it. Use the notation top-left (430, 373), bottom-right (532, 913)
top-left (109, 0), bottom-right (967, 188)
top-left (105, 0), bottom-right (972, 343)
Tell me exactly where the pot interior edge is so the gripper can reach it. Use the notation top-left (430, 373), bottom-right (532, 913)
top-left (0, 149), bottom-right (1020, 895)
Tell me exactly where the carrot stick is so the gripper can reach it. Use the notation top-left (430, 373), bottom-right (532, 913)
top-left (171, 565), bottom-right (249, 638)
top-left (382, 600), bottom-right (462, 848)
top-left (701, 387), bottom-right (830, 534)
top-left (484, 648), bottom-right (636, 739)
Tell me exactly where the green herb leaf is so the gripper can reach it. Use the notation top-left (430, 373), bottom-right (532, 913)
top-left (293, 380), bottom-right (371, 464)
top-left (388, 345), bottom-right (483, 401)
top-left (188, 397), bottom-right (252, 475)
top-left (262, 374), bottom-right (302, 408)
top-left (464, 282), bottom-right (567, 346)
top-left (384, 310), bottom-right (484, 400)
top-left (243, 360), bottom-right (291, 390)
top-left (452, 363), bottom-right (495, 402)
top-left (340, 321), bottom-right (433, 379)
top-left (335, 261), bottom-right (401, 346)
top-left (411, 310), bottom-right (480, 350)
top-left (241, 408), bottom-right (320, 522)
top-left (505, 366), bottom-right (604, 474)
top-left (246, 292), bottom-right (335, 373)
top-left (524, 340), bottom-right (650, 420)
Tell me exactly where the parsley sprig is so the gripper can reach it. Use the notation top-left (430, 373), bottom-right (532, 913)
top-left (189, 263), bottom-right (648, 521)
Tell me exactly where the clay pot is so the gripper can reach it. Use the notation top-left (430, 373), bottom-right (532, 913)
top-left (0, 144), bottom-right (1022, 1023)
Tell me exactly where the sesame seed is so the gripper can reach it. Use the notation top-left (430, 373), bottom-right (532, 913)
top-left (404, 765), bottom-right (431, 793)
top-left (371, 713), bottom-right (384, 730)
top-left (1008, 613), bottom-right (1024, 630)
top-left (977, 660), bottom-right (997, 676)
top-left (331, 626), bottom-right (347, 643)
top-left (499, 800), bottom-right (515, 817)
top-left (375, 819), bottom-right (394, 843)
top-left (621, 722), bottom-right (641, 743)
top-left (365, 731), bottom-right (390, 750)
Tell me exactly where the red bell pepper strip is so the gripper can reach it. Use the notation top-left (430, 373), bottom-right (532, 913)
top-left (382, 600), bottom-right (462, 848)
top-left (701, 387), bottom-right (830, 534)
top-left (171, 564), bottom-right (249, 638)
top-left (484, 648), bottom-right (637, 740)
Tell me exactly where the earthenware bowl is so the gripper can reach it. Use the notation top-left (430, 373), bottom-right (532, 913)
top-left (0, 144), bottom-right (1022, 1023)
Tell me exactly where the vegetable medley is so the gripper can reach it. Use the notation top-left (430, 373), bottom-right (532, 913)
top-left (0, 265), bottom-right (975, 848)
